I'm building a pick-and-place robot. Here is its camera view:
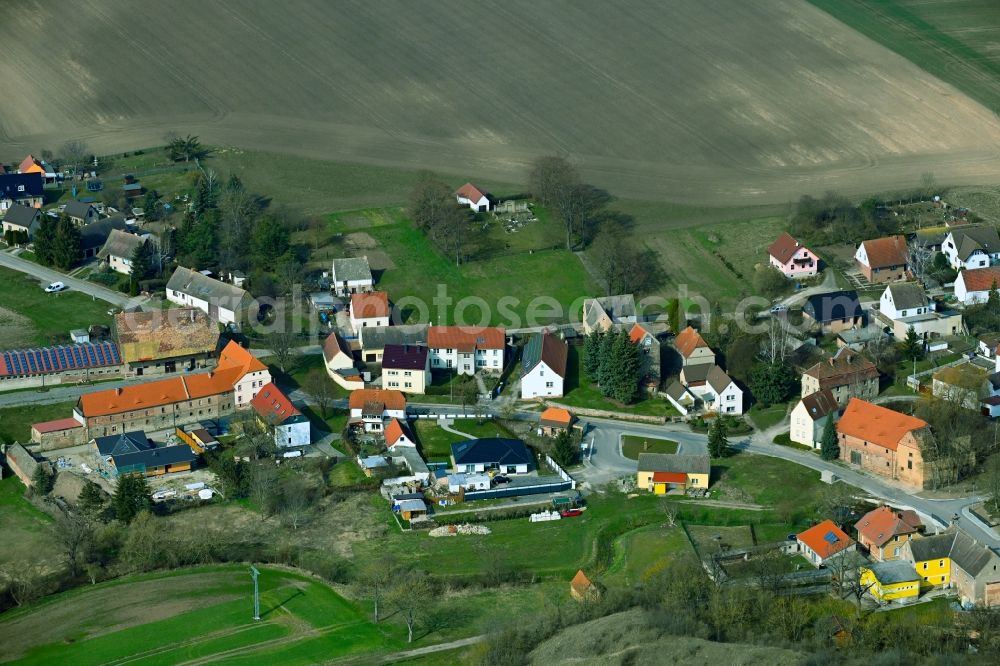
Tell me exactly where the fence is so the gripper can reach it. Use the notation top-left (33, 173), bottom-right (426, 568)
top-left (463, 477), bottom-right (572, 501)
top-left (544, 453), bottom-right (576, 489)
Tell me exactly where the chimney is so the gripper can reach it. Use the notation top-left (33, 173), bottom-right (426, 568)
top-left (116, 387), bottom-right (122, 395)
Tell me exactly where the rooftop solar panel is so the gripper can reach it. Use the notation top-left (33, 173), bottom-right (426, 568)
top-left (823, 531), bottom-right (840, 544)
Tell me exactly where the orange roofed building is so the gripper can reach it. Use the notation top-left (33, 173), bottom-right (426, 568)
top-left (855, 505), bottom-right (924, 562)
top-left (69, 341), bottom-right (270, 440)
top-left (674, 326), bottom-right (714, 367)
top-left (427, 325), bottom-right (505, 376)
top-left (797, 519), bottom-right (856, 567)
top-left (348, 388), bottom-right (406, 433)
top-left (836, 398), bottom-right (931, 489)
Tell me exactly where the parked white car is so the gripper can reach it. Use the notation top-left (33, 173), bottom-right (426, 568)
top-left (44, 281), bottom-right (67, 293)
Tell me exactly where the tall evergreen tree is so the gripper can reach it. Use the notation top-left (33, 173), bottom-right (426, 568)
top-left (820, 417), bottom-right (839, 461)
top-left (608, 331), bottom-right (641, 404)
top-left (708, 418), bottom-right (731, 458)
top-left (596, 328), bottom-right (618, 388)
top-left (33, 215), bottom-right (57, 266)
top-left (129, 240), bottom-right (153, 281)
top-left (52, 214), bottom-right (81, 270)
top-left (898, 326), bottom-right (924, 361)
top-left (113, 474), bottom-right (152, 524)
top-left (582, 330), bottom-right (602, 379)
top-left (249, 215), bottom-right (290, 272)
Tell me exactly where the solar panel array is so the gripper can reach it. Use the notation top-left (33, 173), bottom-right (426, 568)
top-left (0, 341), bottom-right (121, 377)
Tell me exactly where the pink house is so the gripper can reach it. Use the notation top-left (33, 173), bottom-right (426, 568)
top-left (768, 232), bottom-right (818, 278)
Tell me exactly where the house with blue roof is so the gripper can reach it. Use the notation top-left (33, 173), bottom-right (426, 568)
top-left (450, 438), bottom-right (533, 475)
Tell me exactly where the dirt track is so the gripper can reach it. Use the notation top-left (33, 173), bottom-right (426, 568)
top-left (2, 0), bottom-right (1000, 206)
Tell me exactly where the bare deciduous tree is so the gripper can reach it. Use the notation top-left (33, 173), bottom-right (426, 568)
top-left (303, 368), bottom-right (335, 418)
top-left (60, 139), bottom-right (90, 174)
top-left (266, 331), bottom-right (297, 374)
top-left (356, 555), bottom-right (398, 623)
top-left (279, 477), bottom-right (312, 530)
top-left (54, 511), bottom-right (93, 577)
top-left (661, 500), bottom-right (678, 528)
top-left (388, 570), bottom-right (433, 643)
top-left (249, 464), bottom-right (279, 520)
top-left (759, 317), bottom-right (789, 365)
top-left (907, 237), bottom-right (933, 284)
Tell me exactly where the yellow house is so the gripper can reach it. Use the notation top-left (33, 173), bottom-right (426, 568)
top-left (636, 453), bottom-right (710, 494)
top-left (903, 532), bottom-right (954, 589)
top-left (861, 561), bottom-right (920, 603)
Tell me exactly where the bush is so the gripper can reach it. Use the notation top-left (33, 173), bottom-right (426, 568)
top-left (752, 266), bottom-right (789, 298)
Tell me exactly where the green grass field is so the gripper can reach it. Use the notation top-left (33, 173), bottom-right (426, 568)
top-left (621, 435), bottom-right (678, 460)
top-left (0, 565), bottom-right (406, 665)
top-left (809, 0), bottom-right (1000, 113)
top-left (747, 403), bottom-right (789, 431)
top-left (364, 216), bottom-right (596, 327)
top-left (413, 419), bottom-right (513, 461)
top-left (558, 346), bottom-right (673, 417)
top-left (0, 401), bottom-right (76, 445)
top-left (0, 268), bottom-right (113, 348)
top-left (0, 476), bottom-right (56, 570)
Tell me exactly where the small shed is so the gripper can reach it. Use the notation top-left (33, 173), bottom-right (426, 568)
top-left (397, 498), bottom-right (428, 521)
top-left (70, 329), bottom-right (90, 344)
top-left (570, 569), bottom-right (601, 602)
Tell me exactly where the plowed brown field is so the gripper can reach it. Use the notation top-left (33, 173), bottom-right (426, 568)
top-left (2, 0), bottom-right (1000, 205)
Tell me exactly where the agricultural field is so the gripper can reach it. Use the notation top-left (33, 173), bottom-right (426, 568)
top-left (0, 268), bottom-right (113, 348)
top-left (809, 0), bottom-right (1000, 114)
top-left (3, 1), bottom-right (1000, 208)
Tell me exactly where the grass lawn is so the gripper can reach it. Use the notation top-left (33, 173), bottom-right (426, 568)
top-left (711, 454), bottom-right (833, 524)
top-left (772, 432), bottom-right (814, 452)
top-left (0, 475), bottom-right (57, 569)
top-left (412, 419), bottom-right (512, 461)
top-left (0, 565), bottom-right (408, 665)
top-left (621, 435), bottom-right (678, 460)
top-left (328, 459), bottom-right (372, 488)
top-left (0, 400), bottom-right (77, 445)
top-left (0, 267), bottom-right (113, 348)
top-left (605, 523), bottom-right (694, 585)
top-left (558, 346), bottom-right (671, 417)
top-left (326, 210), bottom-right (597, 326)
top-left (748, 403), bottom-right (789, 431)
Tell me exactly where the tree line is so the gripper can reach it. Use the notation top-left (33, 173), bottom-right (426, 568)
top-left (582, 327), bottom-right (642, 404)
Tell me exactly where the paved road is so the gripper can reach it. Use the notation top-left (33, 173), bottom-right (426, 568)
top-left (0, 373), bottom-right (189, 408)
top-left (0, 249), bottom-right (143, 308)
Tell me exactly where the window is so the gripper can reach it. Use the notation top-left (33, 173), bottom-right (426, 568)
top-left (939, 560), bottom-right (944, 566)
top-left (727, 394), bottom-right (734, 401)
top-left (545, 381), bottom-right (553, 388)
top-left (923, 563), bottom-right (928, 570)
top-left (539, 369), bottom-right (544, 376)
top-left (404, 382), bottom-right (412, 388)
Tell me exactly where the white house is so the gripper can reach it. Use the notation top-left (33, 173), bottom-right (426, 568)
top-left (427, 326), bottom-right (505, 376)
top-left (227, 344), bottom-right (273, 410)
top-left (350, 290), bottom-right (390, 330)
top-left (520, 331), bottom-right (567, 399)
top-left (250, 382), bottom-right (311, 448)
top-left (322, 332), bottom-right (364, 390)
top-left (879, 283), bottom-right (932, 320)
top-left (166, 266), bottom-right (253, 326)
top-left (450, 438), bottom-right (532, 475)
top-left (98, 229), bottom-right (156, 275)
top-left (348, 389), bottom-right (406, 433)
top-left (331, 256), bottom-right (374, 296)
top-left (680, 364), bottom-right (743, 415)
top-left (942, 226), bottom-right (1000, 271)
top-left (455, 183), bottom-right (491, 212)
top-left (955, 267), bottom-right (1000, 305)
top-left (665, 382), bottom-right (696, 416)
top-left (790, 389), bottom-right (838, 449)
top-left (385, 418), bottom-right (416, 449)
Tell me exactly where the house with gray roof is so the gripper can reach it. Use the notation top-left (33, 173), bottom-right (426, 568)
top-left (80, 216), bottom-right (129, 259)
top-left (1, 204), bottom-right (41, 241)
top-left (331, 256), bottom-right (374, 296)
top-left (166, 266), bottom-right (253, 326)
top-left (877, 281), bottom-right (962, 342)
top-left (902, 529), bottom-right (1000, 606)
top-left (98, 228), bottom-right (156, 275)
top-left (359, 324), bottom-right (428, 363)
top-left (92, 430), bottom-right (198, 478)
top-left (943, 225), bottom-right (1000, 271)
top-left (64, 200), bottom-right (99, 226)
top-left (582, 294), bottom-right (636, 334)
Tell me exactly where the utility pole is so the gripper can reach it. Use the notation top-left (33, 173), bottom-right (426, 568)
top-left (249, 565), bottom-right (260, 621)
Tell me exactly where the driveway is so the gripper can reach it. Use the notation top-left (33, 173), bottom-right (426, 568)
top-left (0, 249), bottom-right (148, 309)
top-left (575, 418), bottom-right (707, 486)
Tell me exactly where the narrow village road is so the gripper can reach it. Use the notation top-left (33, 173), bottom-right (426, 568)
top-left (0, 249), bottom-right (141, 308)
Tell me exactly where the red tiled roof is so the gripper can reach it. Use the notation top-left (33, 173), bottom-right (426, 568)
top-left (322, 332), bottom-right (351, 362)
top-left (836, 398), bottom-right (928, 452)
top-left (348, 388), bottom-right (406, 411)
top-left (18, 154), bottom-right (43, 173)
top-left (674, 326), bottom-right (710, 359)
top-left (32, 417), bottom-right (83, 434)
top-left (455, 182), bottom-right (487, 202)
top-left (79, 341), bottom-right (264, 417)
top-left (540, 407), bottom-right (573, 425)
top-left (250, 382), bottom-right (301, 425)
top-left (385, 418), bottom-right (413, 446)
top-left (959, 267), bottom-right (1000, 293)
top-left (859, 235), bottom-right (908, 269)
top-left (797, 519), bottom-right (855, 559)
top-left (854, 505), bottom-right (922, 548)
top-left (570, 569), bottom-right (592, 594)
top-left (768, 232), bottom-right (812, 264)
top-left (652, 471), bottom-right (687, 484)
top-left (427, 326), bottom-right (505, 352)
top-left (351, 291), bottom-right (389, 319)
top-left (628, 323), bottom-right (654, 345)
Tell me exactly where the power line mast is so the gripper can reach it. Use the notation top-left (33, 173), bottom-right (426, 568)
top-left (249, 565), bottom-right (260, 621)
